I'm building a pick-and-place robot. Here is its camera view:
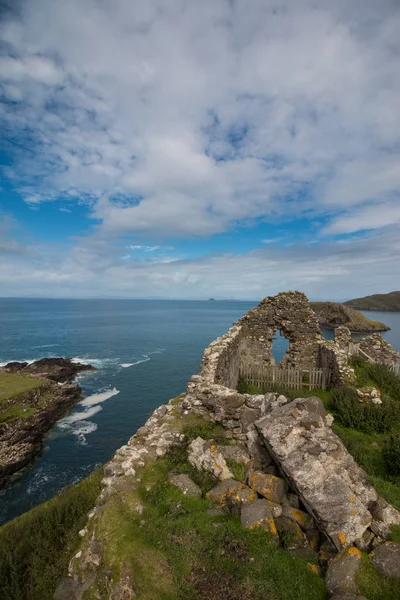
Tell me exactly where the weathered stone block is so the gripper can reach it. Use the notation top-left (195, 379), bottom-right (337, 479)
top-left (325, 548), bottom-right (362, 595)
top-left (371, 541), bottom-right (400, 579)
top-left (248, 471), bottom-right (287, 503)
top-left (169, 473), bottom-right (201, 497)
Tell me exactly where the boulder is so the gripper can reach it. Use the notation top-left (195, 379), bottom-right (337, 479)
top-left (206, 479), bottom-right (257, 510)
top-left (248, 471), bottom-right (287, 503)
top-left (330, 594), bottom-right (367, 600)
top-left (369, 497), bottom-right (400, 538)
top-left (280, 505), bottom-right (313, 531)
top-left (370, 541), bottom-right (400, 579)
top-left (169, 473), bottom-right (201, 497)
top-left (275, 517), bottom-right (307, 549)
top-left (216, 444), bottom-right (251, 466)
top-left (188, 437), bottom-right (233, 480)
top-left (325, 548), bottom-right (362, 596)
top-left (240, 499), bottom-right (276, 532)
top-left (255, 397), bottom-right (378, 550)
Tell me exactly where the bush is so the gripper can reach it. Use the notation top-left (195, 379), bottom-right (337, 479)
top-left (383, 433), bottom-right (400, 476)
top-left (330, 387), bottom-right (399, 434)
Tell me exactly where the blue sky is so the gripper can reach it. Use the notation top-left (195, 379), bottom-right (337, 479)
top-left (0, 0), bottom-right (399, 300)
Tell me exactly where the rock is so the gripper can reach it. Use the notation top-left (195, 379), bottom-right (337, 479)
top-left (188, 437), bottom-right (233, 480)
top-left (370, 541), bottom-right (400, 579)
top-left (248, 471), bottom-right (287, 503)
top-left (206, 479), bottom-right (256, 511)
top-left (255, 397), bottom-right (378, 550)
top-left (329, 594), bottom-right (368, 600)
top-left (216, 444), bottom-right (251, 466)
top-left (325, 548), bottom-right (362, 595)
top-left (369, 497), bottom-right (400, 538)
top-left (289, 546), bottom-right (318, 561)
top-left (54, 577), bottom-right (85, 600)
top-left (207, 507), bottom-right (229, 517)
top-left (169, 473), bottom-right (201, 497)
top-left (284, 493), bottom-right (300, 508)
top-left (3, 357), bottom-right (95, 383)
top-left (240, 499), bottom-right (276, 531)
top-left (280, 505), bottom-right (313, 531)
top-left (306, 528), bottom-right (321, 551)
top-left (275, 517), bottom-right (307, 549)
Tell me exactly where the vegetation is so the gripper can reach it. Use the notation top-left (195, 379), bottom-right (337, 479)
top-left (344, 291), bottom-right (400, 312)
top-left (0, 372), bottom-right (45, 402)
top-left (311, 302), bottom-right (389, 331)
top-left (0, 372), bottom-right (47, 423)
top-left (383, 433), bottom-right (400, 476)
top-left (330, 387), bottom-right (399, 434)
top-left (90, 449), bottom-right (328, 600)
top-left (0, 468), bottom-right (103, 600)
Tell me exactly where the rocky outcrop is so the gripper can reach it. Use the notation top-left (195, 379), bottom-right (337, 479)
top-left (0, 359), bottom-right (94, 489)
top-left (311, 302), bottom-right (389, 332)
top-left (2, 357), bottom-right (95, 383)
top-left (254, 395), bottom-right (399, 552)
top-left (344, 291), bottom-right (400, 312)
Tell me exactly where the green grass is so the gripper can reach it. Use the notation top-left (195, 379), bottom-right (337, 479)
top-left (91, 454), bottom-right (328, 600)
top-left (0, 372), bottom-right (45, 402)
top-left (357, 553), bottom-right (399, 600)
top-left (0, 468), bottom-right (103, 600)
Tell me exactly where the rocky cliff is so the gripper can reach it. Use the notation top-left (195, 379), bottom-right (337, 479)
top-left (311, 302), bottom-right (389, 332)
top-left (0, 358), bottom-right (94, 489)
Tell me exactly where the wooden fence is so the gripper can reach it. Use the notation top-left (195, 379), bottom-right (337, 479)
top-left (239, 362), bottom-right (332, 391)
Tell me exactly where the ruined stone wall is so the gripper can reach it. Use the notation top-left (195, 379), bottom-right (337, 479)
top-left (239, 291), bottom-right (324, 369)
top-left (359, 333), bottom-right (399, 365)
top-left (198, 323), bottom-right (243, 389)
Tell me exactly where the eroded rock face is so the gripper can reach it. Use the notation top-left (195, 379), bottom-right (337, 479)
top-left (255, 397), bottom-right (381, 551)
top-left (2, 357), bottom-right (95, 383)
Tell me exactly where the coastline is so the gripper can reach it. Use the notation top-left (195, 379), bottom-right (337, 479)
top-left (0, 359), bottom-right (94, 490)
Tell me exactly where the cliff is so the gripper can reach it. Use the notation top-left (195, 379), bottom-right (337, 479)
top-left (311, 302), bottom-right (389, 332)
top-left (0, 358), bottom-right (94, 489)
top-left (344, 291), bottom-right (400, 312)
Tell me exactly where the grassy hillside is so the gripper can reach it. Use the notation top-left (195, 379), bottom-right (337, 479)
top-left (310, 302), bottom-right (389, 332)
top-left (0, 372), bottom-right (47, 422)
top-left (0, 468), bottom-right (103, 600)
top-left (344, 291), bottom-right (400, 312)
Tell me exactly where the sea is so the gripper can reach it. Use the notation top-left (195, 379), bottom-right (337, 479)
top-left (0, 298), bottom-right (399, 525)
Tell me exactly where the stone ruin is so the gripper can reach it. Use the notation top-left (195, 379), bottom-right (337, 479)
top-left (56, 292), bottom-right (400, 600)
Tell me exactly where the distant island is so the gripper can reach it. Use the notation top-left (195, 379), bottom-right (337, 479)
top-left (208, 298), bottom-right (216, 301)
top-left (344, 291), bottom-right (400, 312)
top-left (311, 301), bottom-right (389, 332)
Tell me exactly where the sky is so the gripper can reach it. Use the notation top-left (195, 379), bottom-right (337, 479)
top-left (0, 0), bottom-right (399, 301)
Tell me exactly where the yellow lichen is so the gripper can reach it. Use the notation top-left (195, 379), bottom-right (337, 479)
top-left (338, 532), bottom-right (346, 545)
top-left (307, 563), bottom-right (320, 576)
top-left (349, 496), bottom-right (355, 502)
top-left (346, 547), bottom-right (361, 558)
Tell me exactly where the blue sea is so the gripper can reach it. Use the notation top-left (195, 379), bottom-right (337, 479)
top-left (0, 299), bottom-right (399, 524)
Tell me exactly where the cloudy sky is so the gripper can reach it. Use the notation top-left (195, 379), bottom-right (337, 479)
top-left (0, 0), bottom-right (399, 300)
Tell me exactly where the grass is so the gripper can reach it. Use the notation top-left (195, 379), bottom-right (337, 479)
top-left (90, 453), bottom-right (328, 600)
top-left (0, 372), bottom-right (45, 402)
top-left (0, 468), bottom-right (103, 600)
top-left (357, 553), bottom-right (399, 600)
top-left (0, 372), bottom-right (47, 423)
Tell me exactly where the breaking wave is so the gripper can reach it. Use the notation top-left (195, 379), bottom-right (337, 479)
top-left (79, 388), bottom-right (120, 407)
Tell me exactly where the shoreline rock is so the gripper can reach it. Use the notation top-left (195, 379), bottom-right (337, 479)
top-left (0, 358), bottom-right (95, 490)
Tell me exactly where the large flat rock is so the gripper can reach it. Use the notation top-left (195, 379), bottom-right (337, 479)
top-left (255, 397), bottom-right (380, 551)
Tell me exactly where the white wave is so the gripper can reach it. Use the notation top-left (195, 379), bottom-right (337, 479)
top-left (120, 356), bottom-right (150, 368)
top-left (33, 344), bottom-right (60, 349)
top-left (71, 357), bottom-right (120, 369)
top-left (0, 358), bottom-right (38, 367)
top-left (79, 387), bottom-right (119, 407)
top-left (73, 421), bottom-right (98, 445)
top-left (58, 405), bottom-right (102, 427)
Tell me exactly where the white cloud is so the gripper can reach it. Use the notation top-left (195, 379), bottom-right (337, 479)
top-left (0, 0), bottom-right (399, 238)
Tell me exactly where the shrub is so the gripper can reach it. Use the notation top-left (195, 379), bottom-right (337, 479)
top-left (383, 433), bottom-right (400, 476)
top-left (330, 387), bottom-right (399, 434)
